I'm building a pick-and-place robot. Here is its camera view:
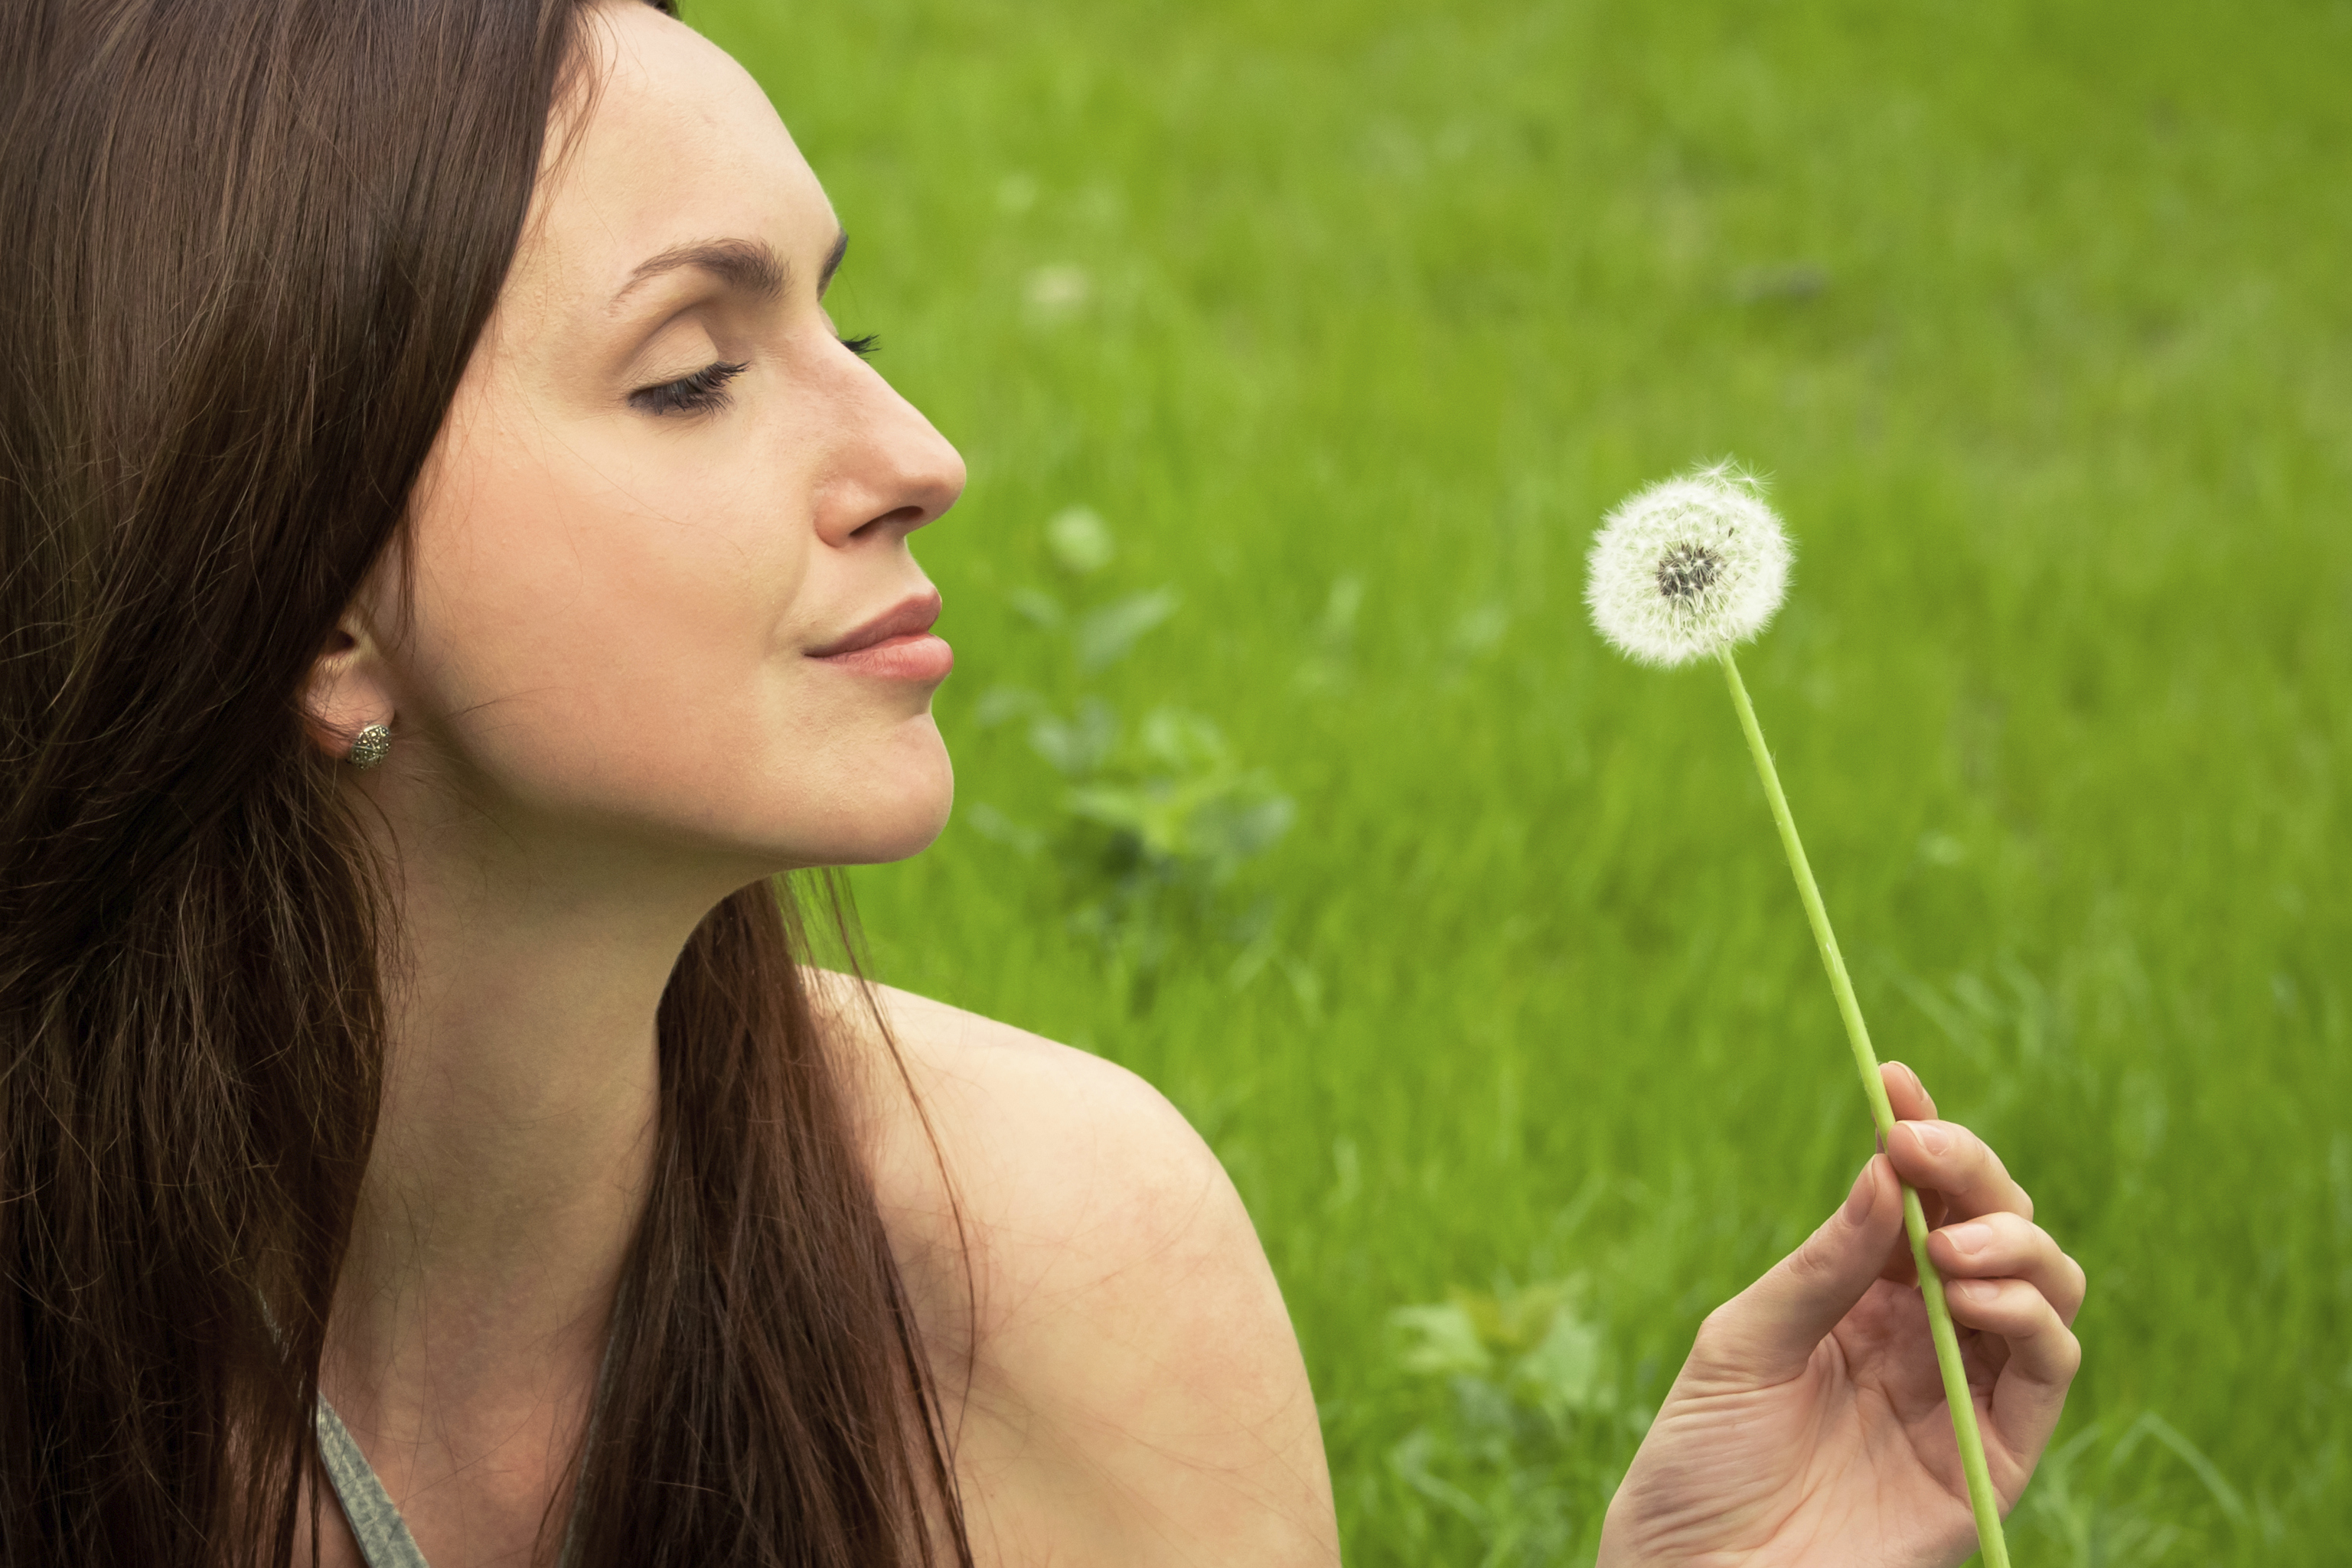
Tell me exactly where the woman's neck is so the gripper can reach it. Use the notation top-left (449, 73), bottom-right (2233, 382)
top-left (323, 803), bottom-right (753, 1453)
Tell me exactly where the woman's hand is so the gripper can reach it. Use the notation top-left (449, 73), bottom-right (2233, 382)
top-left (1597, 1063), bottom-right (2085, 1568)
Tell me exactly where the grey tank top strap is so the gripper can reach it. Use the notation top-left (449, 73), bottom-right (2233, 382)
top-left (312, 1291), bottom-right (618, 1568)
top-left (313, 1396), bottom-right (432, 1568)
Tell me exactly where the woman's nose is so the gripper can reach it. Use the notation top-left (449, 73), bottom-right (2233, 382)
top-left (817, 364), bottom-right (966, 546)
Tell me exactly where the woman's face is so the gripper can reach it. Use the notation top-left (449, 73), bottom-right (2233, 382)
top-left (366, 0), bottom-right (963, 875)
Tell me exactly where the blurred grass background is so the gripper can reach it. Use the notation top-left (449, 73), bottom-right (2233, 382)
top-left (696, 0), bottom-right (2351, 1560)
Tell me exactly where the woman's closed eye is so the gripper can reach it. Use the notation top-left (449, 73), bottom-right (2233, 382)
top-left (628, 336), bottom-right (881, 418)
top-left (629, 359), bottom-right (745, 416)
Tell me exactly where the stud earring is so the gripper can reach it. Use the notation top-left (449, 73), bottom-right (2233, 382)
top-left (345, 722), bottom-right (392, 771)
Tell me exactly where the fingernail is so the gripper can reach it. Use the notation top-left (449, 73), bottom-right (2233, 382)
top-left (1843, 1159), bottom-right (1876, 1221)
top-left (1949, 1279), bottom-right (1997, 1306)
top-left (1902, 1063), bottom-right (1926, 1097)
top-left (1943, 1221), bottom-right (1992, 1257)
top-left (1910, 1122), bottom-right (1949, 1155)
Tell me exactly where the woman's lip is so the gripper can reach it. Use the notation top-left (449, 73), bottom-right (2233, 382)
top-left (813, 632), bottom-right (954, 681)
top-left (808, 590), bottom-right (943, 657)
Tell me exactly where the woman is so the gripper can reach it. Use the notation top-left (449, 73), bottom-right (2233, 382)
top-left (0, 0), bottom-right (2085, 1563)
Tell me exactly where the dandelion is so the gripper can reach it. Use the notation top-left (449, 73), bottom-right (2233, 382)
top-left (1584, 462), bottom-right (1791, 667)
top-left (1588, 461), bottom-right (2012, 1568)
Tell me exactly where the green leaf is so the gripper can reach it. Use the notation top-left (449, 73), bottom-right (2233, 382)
top-left (1074, 589), bottom-right (1179, 671)
top-left (1391, 1302), bottom-right (1494, 1379)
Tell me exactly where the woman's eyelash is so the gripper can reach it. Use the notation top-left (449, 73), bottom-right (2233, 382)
top-left (629, 334), bottom-right (876, 416)
top-left (629, 360), bottom-right (747, 416)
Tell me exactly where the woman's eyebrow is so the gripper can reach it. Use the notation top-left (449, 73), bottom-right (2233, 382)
top-left (609, 230), bottom-right (850, 308)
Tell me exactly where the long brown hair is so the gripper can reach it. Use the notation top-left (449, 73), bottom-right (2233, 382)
top-left (0, 2), bottom-right (969, 1563)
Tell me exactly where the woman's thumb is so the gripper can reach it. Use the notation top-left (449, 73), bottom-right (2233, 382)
top-left (1690, 1153), bottom-right (1904, 1385)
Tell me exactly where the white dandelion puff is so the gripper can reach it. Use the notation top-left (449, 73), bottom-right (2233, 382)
top-left (1585, 462), bottom-right (1792, 667)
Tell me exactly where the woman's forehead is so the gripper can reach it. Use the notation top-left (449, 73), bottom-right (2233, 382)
top-left (519, 3), bottom-right (831, 315)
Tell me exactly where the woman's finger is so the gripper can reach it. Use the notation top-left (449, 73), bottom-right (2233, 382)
top-left (1887, 1118), bottom-right (2034, 1224)
top-left (1942, 1276), bottom-right (2082, 1474)
top-left (1881, 1061), bottom-right (1939, 1123)
top-left (1693, 1154), bottom-right (1906, 1384)
top-left (1926, 1211), bottom-right (2087, 1325)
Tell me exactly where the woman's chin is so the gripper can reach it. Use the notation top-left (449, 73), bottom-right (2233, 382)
top-left (793, 741), bottom-right (954, 869)
top-left (822, 797), bottom-right (953, 868)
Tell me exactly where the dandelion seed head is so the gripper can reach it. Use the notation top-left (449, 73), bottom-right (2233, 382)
top-left (1585, 461), bottom-right (1792, 667)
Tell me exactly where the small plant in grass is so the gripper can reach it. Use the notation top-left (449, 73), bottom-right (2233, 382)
top-left (1587, 460), bottom-right (2011, 1566)
top-left (1383, 1276), bottom-right (1649, 1564)
top-left (970, 506), bottom-right (1295, 976)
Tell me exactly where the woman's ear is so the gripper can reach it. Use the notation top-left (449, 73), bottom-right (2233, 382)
top-left (299, 608), bottom-right (397, 764)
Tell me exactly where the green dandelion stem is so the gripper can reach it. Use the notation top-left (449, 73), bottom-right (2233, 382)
top-left (1717, 647), bottom-right (2011, 1568)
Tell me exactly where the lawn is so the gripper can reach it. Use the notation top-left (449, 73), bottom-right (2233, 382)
top-left (693, 0), bottom-right (2352, 1560)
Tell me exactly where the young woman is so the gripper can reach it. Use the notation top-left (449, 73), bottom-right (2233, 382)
top-left (0, 1), bottom-right (2085, 1563)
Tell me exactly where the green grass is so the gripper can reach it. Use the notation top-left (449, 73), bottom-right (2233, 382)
top-left (696, 0), bottom-right (2352, 1560)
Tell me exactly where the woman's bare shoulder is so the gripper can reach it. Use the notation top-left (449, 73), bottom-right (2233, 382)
top-left (811, 970), bottom-right (1252, 1346)
top-left (807, 970), bottom-right (1339, 1566)
top-left (850, 982), bottom-right (1200, 1237)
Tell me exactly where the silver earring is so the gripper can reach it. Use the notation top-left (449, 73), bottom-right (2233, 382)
top-left (345, 722), bottom-right (392, 771)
